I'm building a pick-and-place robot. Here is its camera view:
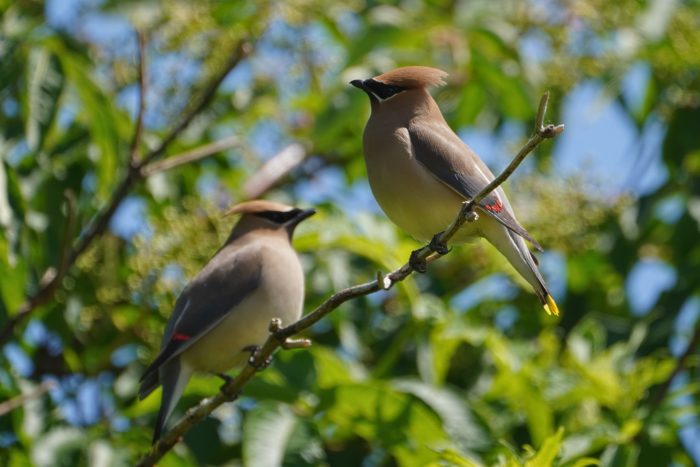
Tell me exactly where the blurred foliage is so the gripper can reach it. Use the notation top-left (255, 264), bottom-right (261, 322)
top-left (1, 0), bottom-right (699, 465)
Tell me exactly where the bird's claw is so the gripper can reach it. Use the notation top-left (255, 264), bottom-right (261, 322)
top-left (409, 249), bottom-right (427, 273)
top-left (429, 233), bottom-right (449, 255)
top-left (215, 373), bottom-right (240, 401)
top-left (216, 372), bottom-right (233, 384)
top-left (244, 345), bottom-right (272, 370)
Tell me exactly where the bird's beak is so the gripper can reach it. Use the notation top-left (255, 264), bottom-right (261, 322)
top-left (288, 208), bottom-right (316, 227)
top-left (350, 79), bottom-right (368, 92)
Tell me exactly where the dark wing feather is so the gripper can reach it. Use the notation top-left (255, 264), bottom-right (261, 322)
top-left (408, 120), bottom-right (543, 251)
top-left (138, 244), bottom-right (263, 395)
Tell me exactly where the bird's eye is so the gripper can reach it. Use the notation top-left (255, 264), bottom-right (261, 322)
top-left (255, 210), bottom-right (299, 224)
top-left (364, 79), bottom-right (405, 100)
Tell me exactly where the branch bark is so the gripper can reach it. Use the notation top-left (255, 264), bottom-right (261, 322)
top-left (0, 380), bottom-right (56, 417)
top-left (243, 143), bottom-right (307, 199)
top-left (648, 322), bottom-right (700, 416)
top-left (136, 91), bottom-right (564, 466)
top-left (0, 39), bottom-right (253, 345)
top-left (129, 29), bottom-right (147, 164)
top-left (140, 136), bottom-right (241, 177)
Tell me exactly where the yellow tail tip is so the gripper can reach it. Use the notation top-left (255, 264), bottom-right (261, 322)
top-left (543, 295), bottom-right (560, 316)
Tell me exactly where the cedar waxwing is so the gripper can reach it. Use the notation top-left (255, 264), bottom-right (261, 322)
top-left (350, 66), bottom-right (558, 316)
top-left (139, 200), bottom-right (315, 443)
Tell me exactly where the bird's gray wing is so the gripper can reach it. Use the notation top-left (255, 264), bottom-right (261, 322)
top-left (139, 244), bottom-right (263, 394)
top-left (408, 120), bottom-right (543, 251)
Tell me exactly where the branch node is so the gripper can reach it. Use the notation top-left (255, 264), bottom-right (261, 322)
top-left (280, 337), bottom-right (312, 350)
top-left (541, 123), bottom-right (565, 138)
top-left (219, 386), bottom-right (241, 402)
top-left (376, 271), bottom-right (392, 290)
top-left (409, 249), bottom-right (428, 273)
top-left (429, 232), bottom-right (449, 255)
top-left (39, 267), bottom-right (57, 288)
top-left (245, 345), bottom-right (272, 370)
top-left (268, 317), bottom-right (283, 333)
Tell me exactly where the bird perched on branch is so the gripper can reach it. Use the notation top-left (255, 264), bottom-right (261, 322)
top-left (139, 200), bottom-right (315, 443)
top-left (351, 66), bottom-right (558, 316)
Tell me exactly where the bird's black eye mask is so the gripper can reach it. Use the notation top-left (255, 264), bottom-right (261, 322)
top-left (363, 79), bottom-right (405, 100)
top-left (254, 209), bottom-right (301, 224)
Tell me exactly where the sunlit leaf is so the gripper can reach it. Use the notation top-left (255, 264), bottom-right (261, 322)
top-left (24, 47), bottom-right (64, 153)
top-left (242, 401), bottom-right (298, 467)
top-left (524, 427), bottom-right (564, 467)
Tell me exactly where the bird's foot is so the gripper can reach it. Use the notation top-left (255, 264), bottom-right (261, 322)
top-left (409, 249), bottom-right (427, 273)
top-left (429, 232), bottom-right (450, 255)
top-left (219, 386), bottom-right (241, 402)
top-left (216, 372), bottom-right (233, 384)
top-left (215, 373), bottom-right (240, 400)
top-left (244, 345), bottom-right (272, 371)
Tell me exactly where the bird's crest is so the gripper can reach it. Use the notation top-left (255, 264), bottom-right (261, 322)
top-left (224, 200), bottom-right (294, 217)
top-left (373, 66), bottom-right (448, 89)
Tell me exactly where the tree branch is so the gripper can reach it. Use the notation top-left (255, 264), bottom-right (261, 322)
top-left (140, 41), bottom-right (253, 168)
top-left (0, 380), bottom-right (56, 417)
top-left (140, 136), bottom-right (241, 177)
top-left (648, 321), bottom-right (700, 417)
top-left (56, 190), bottom-right (77, 283)
top-left (243, 143), bottom-right (307, 199)
top-left (129, 29), bottom-right (147, 164)
top-left (136, 91), bottom-right (564, 466)
top-left (0, 39), bottom-right (253, 345)
top-left (0, 191), bottom-right (77, 343)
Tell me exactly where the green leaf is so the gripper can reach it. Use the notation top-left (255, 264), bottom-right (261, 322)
top-left (455, 81), bottom-right (487, 126)
top-left (243, 401), bottom-right (298, 467)
top-left (309, 346), bottom-right (354, 388)
top-left (525, 427), bottom-right (564, 467)
top-left (47, 41), bottom-right (124, 200)
top-left (393, 379), bottom-right (490, 453)
top-left (31, 428), bottom-right (86, 467)
top-left (568, 458), bottom-right (601, 467)
top-left (471, 52), bottom-right (533, 121)
top-left (318, 383), bottom-right (454, 465)
top-left (24, 46), bottom-right (64, 153)
top-left (0, 162), bottom-right (27, 315)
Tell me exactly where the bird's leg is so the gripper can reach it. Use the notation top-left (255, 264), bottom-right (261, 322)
top-left (409, 249), bottom-right (427, 273)
top-left (215, 372), bottom-right (233, 384)
top-left (429, 232), bottom-right (450, 255)
top-left (214, 373), bottom-right (241, 401)
top-left (243, 345), bottom-right (272, 371)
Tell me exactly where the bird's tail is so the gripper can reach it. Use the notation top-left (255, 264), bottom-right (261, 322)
top-left (152, 359), bottom-right (193, 444)
top-left (482, 217), bottom-right (559, 316)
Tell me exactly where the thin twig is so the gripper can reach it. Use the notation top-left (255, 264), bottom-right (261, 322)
top-left (141, 136), bottom-right (241, 176)
top-left (0, 40), bottom-right (253, 345)
top-left (130, 29), bottom-right (147, 164)
top-left (0, 380), bottom-right (56, 417)
top-left (141, 41), bottom-right (253, 168)
top-left (647, 322), bottom-right (700, 417)
top-left (56, 190), bottom-right (77, 282)
top-left (0, 191), bottom-right (78, 343)
top-left (136, 91), bottom-right (564, 466)
top-left (243, 143), bottom-right (307, 199)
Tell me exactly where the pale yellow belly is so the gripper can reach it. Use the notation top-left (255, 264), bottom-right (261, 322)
top-left (180, 246), bottom-right (304, 374)
top-left (365, 128), bottom-right (479, 242)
